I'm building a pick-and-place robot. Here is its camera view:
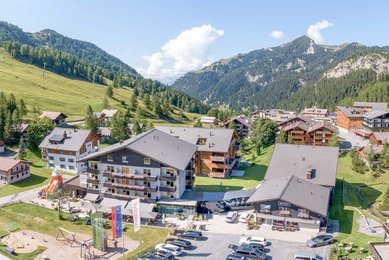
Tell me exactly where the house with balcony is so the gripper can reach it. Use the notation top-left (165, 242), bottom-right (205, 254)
top-left (301, 107), bottom-right (329, 119)
top-left (78, 129), bottom-right (197, 202)
top-left (247, 144), bottom-right (338, 231)
top-left (0, 157), bottom-right (30, 184)
top-left (363, 111), bottom-right (389, 132)
top-left (156, 126), bottom-right (239, 178)
top-left (336, 106), bottom-right (366, 130)
top-left (370, 132), bottom-right (389, 145)
top-left (353, 102), bottom-right (387, 112)
top-left (281, 121), bottom-right (338, 146)
top-left (224, 115), bottom-right (253, 138)
top-left (39, 111), bottom-right (68, 126)
top-left (252, 109), bottom-right (295, 123)
top-left (278, 115), bottom-right (311, 129)
top-left (93, 109), bottom-right (118, 127)
top-left (39, 128), bottom-right (100, 173)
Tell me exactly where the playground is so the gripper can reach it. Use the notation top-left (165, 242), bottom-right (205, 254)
top-left (1, 228), bottom-right (139, 259)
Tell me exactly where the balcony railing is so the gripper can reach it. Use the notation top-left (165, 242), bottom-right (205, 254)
top-left (210, 156), bottom-right (226, 162)
top-left (159, 174), bottom-right (177, 181)
top-left (104, 182), bottom-right (158, 192)
top-left (103, 171), bottom-right (157, 181)
top-left (85, 168), bottom-right (99, 174)
top-left (160, 185), bottom-right (177, 193)
top-left (86, 178), bottom-right (99, 184)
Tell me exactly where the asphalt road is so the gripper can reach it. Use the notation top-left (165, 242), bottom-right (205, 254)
top-left (176, 233), bottom-right (330, 260)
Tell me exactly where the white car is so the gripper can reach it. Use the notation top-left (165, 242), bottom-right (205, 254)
top-left (155, 243), bottom-right (183, 256)
top-left (239, 236), bottom-right (267, 246)
top-left (225, 211), bottom-right (238, 223)
top-left (238, 212), bottom-right (253, 223)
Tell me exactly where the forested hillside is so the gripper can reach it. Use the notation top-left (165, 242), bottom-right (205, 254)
top-left (0, 21), bottom-right (209, 116)
top-left (173, 36), bottom-right (389, 111)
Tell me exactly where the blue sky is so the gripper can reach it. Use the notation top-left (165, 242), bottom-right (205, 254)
top-left (1, 0), bottom-right (389, 82)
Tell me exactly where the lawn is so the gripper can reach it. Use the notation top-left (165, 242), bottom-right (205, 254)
top-left (0, 203), bottom-right (168, 259)
top-left (329, 153), bottom-right (389, 259)
top-left (194, 145), bottom-right (274, 192)
top-left (0, 148), bottom-right (51, 197)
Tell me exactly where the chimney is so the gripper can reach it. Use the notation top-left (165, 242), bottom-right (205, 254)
top-left (306, 169), bottom-right (312, 179)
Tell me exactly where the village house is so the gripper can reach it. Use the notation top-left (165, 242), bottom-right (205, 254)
top-left (93, 109), bottom-right (118, 127)
top-left (224, 115), bottom-right (253, 137)
top-left (39, 111), bottom-right (68, 126)
top-left (76, 129), bottom-right (197, 202)
top-left (301, 107), bottom-right (329, 119)
top-left (370, 132), bottom-right (389, 145)
top-left (247, 144), bottom-right (339, 231)
top-left (363, 111), bottom-right (389, 132)
top-left (200, 116), bottom-right (219, 126)
top-left (252, 109), bottom-right (295, 123)
top-left (39, 128), bottom-right (100, 173)
top-left (0, 157), bottom-right (30, 184)
top-left (335, 106), bottom-right (365, 130)
top-left (0, 139), bottom-right (5, 153)
top-left (281, 121), bottom-right (338, 146)
top-left (277, 115), bottom-right (311, 129)
top-left (353, 102), bottom-right (387, 112)
top-left (156, 126), bottom-right (239, 178)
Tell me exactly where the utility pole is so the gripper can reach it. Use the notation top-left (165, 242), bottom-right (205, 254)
top-left (42, 62), bottom-right (47, 77)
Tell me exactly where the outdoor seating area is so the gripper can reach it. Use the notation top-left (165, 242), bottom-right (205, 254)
top-left (271, 220), bottom-right (300, 232)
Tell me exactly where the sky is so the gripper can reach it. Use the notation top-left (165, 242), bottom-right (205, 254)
top-left (1, 0), bottom-right (389, 83)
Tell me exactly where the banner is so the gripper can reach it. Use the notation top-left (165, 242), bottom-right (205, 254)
top-left (132, 198), bottom-right (141, 232)
top-left (111, 205), bottom-right (122, 239)
top-left (91, 212), bottom-right (104, 249)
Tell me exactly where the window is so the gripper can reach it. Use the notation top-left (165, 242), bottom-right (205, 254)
top-left (260, 204), bottom-right (271, 213)
top-left (59, 157), bottom-right (65, 162)
top-left (68, 158), bottom-right (74, 163)
top-left (143, 169), bottom-right (151, 176)
top-left (166, 168), bottom-right (174, 176)
top-left (278, 201), bottom-right (291, 207)
top-left (144, 157), bottom-right (151, 165)
top-left (49, 163), bottom-right (54, 167)
top-left (60, 150), bottom-right (65, 155)
top-left (107, 154), bottom-right (113, 162)
top-left (107, 165), bottom-right (114, 173)
top-left (60, 165), bottom-right (66, 169)
top-left (48, 156), bottom-right (54, 160)
top-left (122, 167), bottom-right (129, 174)
top-left (69, 166), bottom-right (75, 170)
top-left (48, 149), bottom-right (53, 153)
top-left (90, 162), bottom-right (98, 169)
top-left (196, 138), bottom-right (207, 145)
top-left (122, 156), bottom-right (128, 163)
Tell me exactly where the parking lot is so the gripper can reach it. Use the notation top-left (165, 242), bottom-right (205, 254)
top-left (176, 233), bottom-right (330, 259)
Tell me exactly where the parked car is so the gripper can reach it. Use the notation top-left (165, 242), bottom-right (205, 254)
top-left (238, 212), bottom-right (253, 223)
top-left (239, 236), bottom-right (267, 247)
top-left (136, 253), bottom-right (159, 260)
top-left (294, 252), bottom-right (323, 260)
top-left (225, 254), bottom-right (251, 260)
top-left (155, 243), bottom-right (183, 256)
top-left (153, 250), bottom-right (175, 260)
top-left (165, 238), bottom-right (192, 249)
top-left (242, 242), bottom-right (265, 252)
top-left (306, 235), bottom-right (334, 248)
top-left (229, 245), bottom-right (267, 260)
top-left (178, 230), bottom-right (203, 240)
top-left (225, 211), bottom-right (238, 223)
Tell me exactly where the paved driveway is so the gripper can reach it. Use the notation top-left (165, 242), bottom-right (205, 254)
top-left (176, 233), bottom-right (329, 259)
top-left (337, 126), bottom-right (368, 148)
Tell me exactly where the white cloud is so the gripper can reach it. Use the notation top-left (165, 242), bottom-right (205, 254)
top-left (306, 19), bottom-right (334, 44)
top-left (270, 30), bottom-right (285, 40)
top-left (138, 24), bottom-right (224, 83)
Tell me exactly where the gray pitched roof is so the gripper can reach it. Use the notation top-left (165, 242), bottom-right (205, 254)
top-left (39, 128), bottom-right (93, 151)
top-left (80, 129), bottom-right (197, 171)
top-left (264, 144), bottom-right (339, 187)
top-left (39, 111), bottom-right (67, 120)
top-left (372, 132), bottom-right (389, 143)
top-left (101, 109), bottom-right (118, 118)
top-left (353, 102), bottom-right (387, 111)
top-left (156, 126), bottom-right (235, 153)
top-left (302, 107), bottom-right (328, 115)
top-left (247, 175), bottom-right (331, 216)
top-left (364, 110), bottom-right (389, 119)
top-left (336, 106), bottom-right (365, 118)
top-left (99, 127), bottom-right (111, 137)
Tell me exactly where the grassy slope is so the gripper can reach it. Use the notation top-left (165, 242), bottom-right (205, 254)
top-left (0, 49), bottom-right (203, 123)
top-left (194, 145), bottom-right (274, 192)
top-left (329, 153), bottom-right (389, 258)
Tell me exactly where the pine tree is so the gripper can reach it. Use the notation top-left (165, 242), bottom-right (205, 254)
top-left (102, 96), bottom-right (109, 109)
top-left (18, 137), bottom-right (27, 160)
top-left (129, 93), bottom-right (138, 111)
top-left (276, 130), bottom-right (287, 143)
top-left (106, 85), bottom-right (113, 98)
top-left (145, 120), bottom-right (154, 131)
top-left (110, 111), bottom-right (129, 142)
top-left (193, 118), bottom-right (203, 127)
top-left (19, 99), bottom-right (28, 117)
top-left (132, 121), bottom-right (141, 135)
top-left (85, 105), bottom-right (100, 135)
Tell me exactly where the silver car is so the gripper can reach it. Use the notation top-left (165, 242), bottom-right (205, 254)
top-left (225, 211), bottom-right (238, 223)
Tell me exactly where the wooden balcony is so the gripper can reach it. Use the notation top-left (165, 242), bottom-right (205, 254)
top-left (86, 178), bottom-right (99, 184)
top-left (104, 182), bottom-right (158, 192)
top-left (85, 168), bottom-right (99, 174)
top-left (210, 155), bottom-right (226, 162)
top-left (103, 171), bottom-right (157, 181)
top-left (209, 171), bottom-right (227, 178)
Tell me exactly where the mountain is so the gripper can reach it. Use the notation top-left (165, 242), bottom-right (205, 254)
top-left (172, 36), bottom-right (389, 111)
top-left (0, 21), bottom-right (138, 76)
top-left (0, 21), bottom-right (209, 117)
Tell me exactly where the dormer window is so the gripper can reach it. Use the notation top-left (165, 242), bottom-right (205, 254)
top-left (107, 154), bottom-right (113, 162)
top-left (122, 156), bottom-right (128, 163)
top-left (144, 157), bottom-right (151, 165)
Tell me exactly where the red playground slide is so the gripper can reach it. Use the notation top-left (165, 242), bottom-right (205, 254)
top-left (39, 170), bottom-right (63, 199)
